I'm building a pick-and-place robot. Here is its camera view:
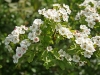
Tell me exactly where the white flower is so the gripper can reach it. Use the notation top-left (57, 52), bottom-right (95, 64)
top-left (88, 21), bottom-right (95, 28)
top-left (92, 36), bottom-right (97, 44)
top-left (10, 35), bottom-right (19, 44)
top-left (14, 26), bottom-right (25, 34)
top-left (54, 16), bottom-right (61, 22)
top-left (47, 46), bottom-right (53, 51)
top-left (79, 0), bottom-right (91, 7)
top-left (47, 9), bottom-right (60, 20)
top-left (21, 25), bottom-right (28, 30)
top-left (39, 4), bottom-right (71, 22)
top-left (65, 54), bottom-right (72, 61)
top-left (84, 51), bottom-right (93, 58)
top-left (5, 45), bottom-right (12, 52)
top-left (76, 1), bottom-right (99, 29)
top-left (75, 37), bottom-right (84, 44)
top-left (38, 8), bottom-right (46, 15)
top-left (80, 42), bottom-right (87, 50)
top-left (80, 41), bottom-right (95, 52)
top-left (72, 55), bottom-right (80, 62)
top-left (11, 30), bottom-right (19, 35)
top-left (4, 37), bottom-right (10, 45)
top-left (58, 49), bottom-right (65, 57)
top-left (92, 36), bottom-right (100, 47)
top-left (5, 34), bottom-right (19, 44)
top-left (96, 1), bottom-right (100, 7)
top-left (33, 37), bottom-right (39, 43)
top-left (15, 45), bottom-right (28, 59)
top-left (29, 23), bottom-right (38, 32)
top-left (12, 26), bottom-right (26, 34)
top-left (55, 23), bottom-right (62, 31)
top-left (59, 27), bottom-right (73, 39)
top-left (83, 28), bottom-right (90, 35)
top-left (16, 47), bottom-right (23, 58)
top-left (85, 15), bottom-right (94, 22)
top-left (59, 27), bottom-right (67, 35)
top-left (74, 32), bottom-right (82, 38)
top-left (20, 39), bottom-right (31, 47)
top-left (63, 4), bottom-right (71, 14)
top-left (85, 44), bottom-right (95, 52)
top-left (97, 41), bottom-right (100, 47)
top-left (13, 55), bottom-right (19, 63)
top-left (75, 12), bottom-right (81, 20)
top-left (33, 19), bottom-right (43, 25)
top-left (35, 29), bottom-right (42, 35)
top-left (21, 45), bottom-right (28, 54)
top-left (60, 56), bottom-right (64, 61)
top-left (53, 4), bottom-right (60, 7)
top-left (42, 10), bottom-right (49, 18)
top-left (80, 25), bottom-right (87, 30)
top-left (28, 32), bottom-right (36, 40)
top-left (66, 32), bottom-right (73, 39)
top-left (79, 61), bottom-right (85, 66)
top-left (59, 8), bottom-right (66, 14)
top-left (62, 13), bottom-right (69, 22)
top-left (85, 38), bottom-right (94, 45)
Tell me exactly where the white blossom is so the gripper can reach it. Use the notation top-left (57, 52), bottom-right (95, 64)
top-left (13, 55), bottom-right (19, 63)
top-left (33, 37), bottom-right (39, 43)
top-left (5, 45), bottom-right (12, 52)
top-left (20, 39), bottom-right (31, 47)
top-left (72, 55), bottom-right (80, 62)
top-left (58, 49), bottom-right (65, 57)
top-left (84, 51), bottom-right (93, 58)
top-left (16, 47), bottom-right (24, 58)
top-left (79, 61), bottom-right (85, 66)
top-left (33, 19), bottom-right (43, 25)
top-left (47, 46), bottom-right (53, 51)
top-left (29, 23), bottom-right (38, 32)
top-left (28, 32), bottom-right (36, 40)
top-left (65, 53), bottom-right (72, 61)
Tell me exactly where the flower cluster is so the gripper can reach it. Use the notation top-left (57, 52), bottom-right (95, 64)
top-left (13, 39), bottom-right (31, 63)
top-left (74, 25), bottom-right (95, 58)
top-left (58, 49), bottom-right (85, 66)
top-left (56, 24), bottom-right (73, 39)
top-left (75, 0), bottom-right (100, 28)
top-left (4, 25), bottom-right (29, 63)
top-left (4, 2), bottom-right (100, 69)
top-left (38, 4), bottom-right (71, 22)
top-left (4, 25), bottom-right (28, 45)
top-left (4, 25), bottom-right (28, 52)
top-left (28, 19), bottom-right (43, 43)
top-left (4, 19), bottom-right (43, 63)
top-left (92, 36), bottom-right (100, 47)
top-left (58, 49), bottom-right (72, 61)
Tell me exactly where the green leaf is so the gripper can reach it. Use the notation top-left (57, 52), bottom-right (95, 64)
top-left (28, 55), bottom-right (34, 63)
top-left (0, 65), bottom-right (2, 68)
top-left (56, 60), bottom-right (65, 70)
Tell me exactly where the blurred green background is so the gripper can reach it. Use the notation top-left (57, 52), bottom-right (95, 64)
top-left (0, 0), bottom-right (100, 75)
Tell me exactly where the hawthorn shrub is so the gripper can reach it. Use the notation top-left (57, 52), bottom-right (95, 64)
top-left (1, 0), bottom-right (100, 75)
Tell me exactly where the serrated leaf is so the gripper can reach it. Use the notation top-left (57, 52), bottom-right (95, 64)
top-left (28, 54), bottom-right (35, 63)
